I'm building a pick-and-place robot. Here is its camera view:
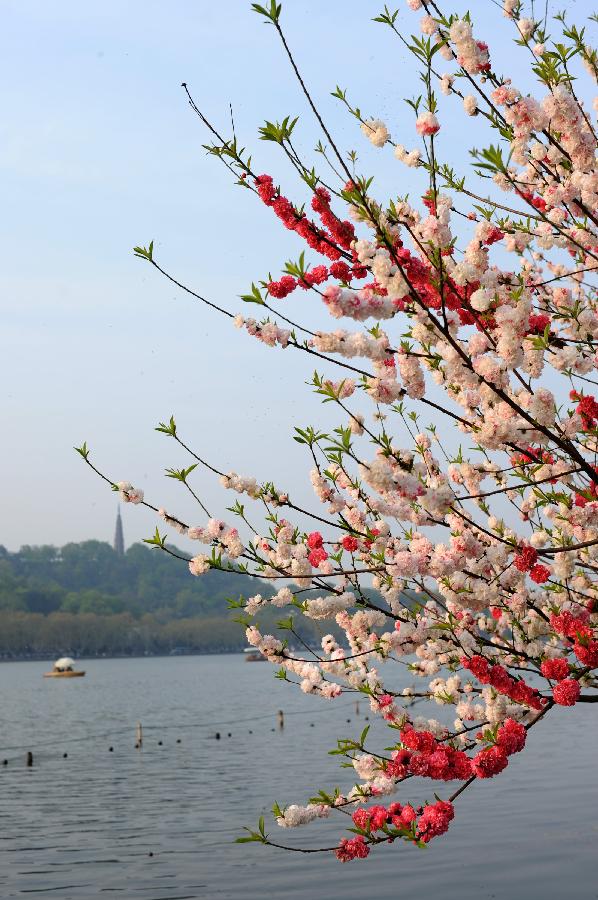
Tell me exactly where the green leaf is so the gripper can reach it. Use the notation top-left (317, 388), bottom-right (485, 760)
top-left (165, 463), bottom-right (198, 482)
top-left (250, 1), bottom-right (281, 23)
top-left (373, 6), bottom-right (399, 26)
top-left (74, 441), bottom-right (89, 460)
top-left (143, 527), bottom-right (166, 549)
top-left (133, 240), bottom-right (154, 261)
top-left (240, 282), bottom-right (265, 305)
top-left (155, 415), bottom-right (177, 437)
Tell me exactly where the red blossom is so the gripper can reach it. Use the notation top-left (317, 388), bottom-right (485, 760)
top-left (341, 535), bottom-right (359, 552)
top-left (301, 265), bottom-right (329, 288)
top-left (550, 610), bottom-right (591, 639)
top-left (553, 679), bottom-right (581, 706)
top-left (462, 656), bottom-right (545, 710)
top-left (351, 804), bottom-right (390, 833)
top-left (335, 834), bottom-right (370, 862)
top-left (510, 446), bottom-right (554, 466)
top-left (514, 544), bottom-right (538, 572)
top-left (473, 745), bottom-right (509, 778)
top-left (386, 748), bottom-right (411, 779)
top-left (482, 226), bottom-right (504, 245)
top-left (400, 726), bottom-right (436, 754)
top-left (308, 547), bottom-right (328, 568)
top-left (255, 173), bottom-right (276, 205)
top-left (516, 188), bottom-right (547, 212)
top-left (573, 640), bottom-right (598, 668)
top-left (541, 658), bottom-right (570, 681)
top-left (329, 260), bottom-right (352, 281)
top-left (397, 727), bottom-right (473, 781)
top-left (255, 174), bottom-right (347, 262)
top-left (496, 718), bottom-right (526, 755)
top-left (267, 275), bottom-right (297, 299)
top-left (363, 528), bottom-right (380, 548)
top-left (571, 391), bottom-right (598, 431)
top-left (422, 193), bottom-right (437, 215)
top-left (310, 186), bottom-right (331, 212)
top-left (416, 800), bottom-right (455, 843)
top-left (529, 564), bottom-right (551, 584)
top-left (369, 805), bottom-right (390, 830)
top-left (527, 313), bottom-right (551, 334)
top-left (307, 531), bottom-right (323, 549)
top-left (389, 802), bottom-right (416, 828)
top-left (351, 808), bottom-right (371, 830)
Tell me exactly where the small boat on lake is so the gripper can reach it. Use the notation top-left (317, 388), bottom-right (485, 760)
top-left (244, 647), bottom-right (266, 662)
top-left (43, 657), bottom-right (86, 678)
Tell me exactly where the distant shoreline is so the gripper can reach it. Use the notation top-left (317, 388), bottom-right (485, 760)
top-left (0, 649), bottom-right (244, 663)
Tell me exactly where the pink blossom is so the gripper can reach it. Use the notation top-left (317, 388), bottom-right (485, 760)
top-left (416, 112), bottom-right (440, 136)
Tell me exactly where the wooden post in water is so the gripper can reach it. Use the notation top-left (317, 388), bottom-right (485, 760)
top-left (355, 700), bottom-right (360, 716)
top-left (277, 709), bottom-right (284, 729)
top-left (136, 722), bottom-right (143, 749)
top-left (26, 751), bottom-right (33, 767)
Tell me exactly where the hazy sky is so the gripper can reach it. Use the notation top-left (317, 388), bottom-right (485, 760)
top-left (2, 0), bottom-right (587, 551)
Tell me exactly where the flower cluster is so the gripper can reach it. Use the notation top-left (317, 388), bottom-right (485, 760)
top-left (472, 718), bottom-right (526, 778)
top-left (276, 803), bottom-right (329, 828)
top-left (448, 19), bottom-right (491, 74)
top-left (255, 175), bottom-right (354, 262)
top-left (336, 798), bottom-right (454, 860)
top-left (462, 656), bottom-right (546, 711)
top-left (187, 518), bottom-right (244, 558)
top-left (391, 725), bottom-right (474, 780)
top-left (551, 612), bottom-right (598, 669)
top-left (116, 481), bottom-right (144, 504)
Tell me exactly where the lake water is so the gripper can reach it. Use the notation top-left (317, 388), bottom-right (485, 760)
top-left (0, 655), bottom-right (596, 899)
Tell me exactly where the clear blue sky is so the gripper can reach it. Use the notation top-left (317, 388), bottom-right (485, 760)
top-left (1, 0), bottom-right (587, 550)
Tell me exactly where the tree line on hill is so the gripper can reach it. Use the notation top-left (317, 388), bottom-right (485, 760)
top-left (0, 610), bottom-right (258, 658)
top-left (0, 541), bottom-right (327, 657)
top-left (0, 541), bottom-right (250, 618)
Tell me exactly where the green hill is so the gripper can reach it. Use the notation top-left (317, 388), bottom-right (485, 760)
top-left (0, 541), bottom-right (285, 657)
top-left (0, 540), bottom-right (260, 619)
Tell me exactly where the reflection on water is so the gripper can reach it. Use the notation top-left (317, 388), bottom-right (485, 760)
top-left (0, 656), bottom-right (596, 899)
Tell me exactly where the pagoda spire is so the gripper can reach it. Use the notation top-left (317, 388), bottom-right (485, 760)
top-left (113, 507), bottom-right (125, 556)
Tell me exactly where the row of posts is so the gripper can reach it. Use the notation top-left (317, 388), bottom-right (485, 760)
top-left (8, 702), bottom-right (365, 765)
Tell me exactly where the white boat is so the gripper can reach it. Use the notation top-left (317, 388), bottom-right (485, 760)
top-left (43, 657), bottom-right (86, 678)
